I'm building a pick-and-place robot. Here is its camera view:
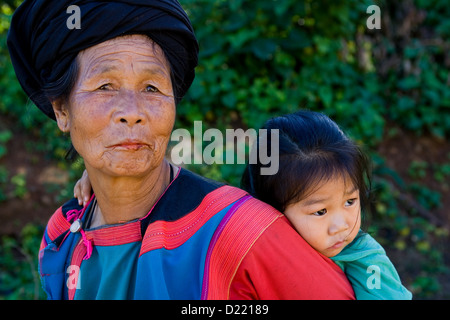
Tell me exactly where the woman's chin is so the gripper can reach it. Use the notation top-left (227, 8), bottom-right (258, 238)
top-left (89, 154), bottom-right (160, 178)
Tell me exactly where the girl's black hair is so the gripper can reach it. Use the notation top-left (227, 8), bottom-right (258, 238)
top-left (241, 110), bottom-right (372, 221)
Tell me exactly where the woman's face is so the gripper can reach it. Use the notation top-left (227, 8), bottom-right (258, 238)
top-left (283, 175), bottom-right (361, 258)
top-left (53, 35), bottom-right (175, 178)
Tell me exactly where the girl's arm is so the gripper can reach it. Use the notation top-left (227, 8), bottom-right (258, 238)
top-left (73, 169), bottom-right (92, 207)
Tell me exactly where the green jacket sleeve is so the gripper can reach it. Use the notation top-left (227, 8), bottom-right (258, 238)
top-left (331, 231), bottom-right (412, 300)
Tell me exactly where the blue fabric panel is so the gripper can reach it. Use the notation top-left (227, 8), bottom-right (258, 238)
top-left (134, 203), bottom-right (233, 299)
top-left (39, 229), bottom-right (79, 300)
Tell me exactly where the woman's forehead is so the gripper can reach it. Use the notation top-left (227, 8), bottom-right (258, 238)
top-left (77, 35), bottom-right (170, 74)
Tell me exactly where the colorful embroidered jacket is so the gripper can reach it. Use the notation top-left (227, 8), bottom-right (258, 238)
top-left (38, 168), bottom-right (355, 300)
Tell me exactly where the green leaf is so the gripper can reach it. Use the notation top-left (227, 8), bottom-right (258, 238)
top-left (398, 76), bottom-right (420, 90)
top-left (249, 38), bottom-right (277, 60)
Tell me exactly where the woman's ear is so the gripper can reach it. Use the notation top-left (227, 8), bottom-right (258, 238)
top-left (52, 99), bottom-right (70, 132)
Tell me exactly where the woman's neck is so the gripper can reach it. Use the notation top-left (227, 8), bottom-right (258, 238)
top-left (86, 160), bottom-right (173, 227)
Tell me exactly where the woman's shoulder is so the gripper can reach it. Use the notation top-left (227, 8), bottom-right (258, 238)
top-left (141, 168), bottom-right (232, 224)
top-left (175, 167), bottom-right (225, 189)
top-left (204, 195), bottom-right (355, 299)
top-left (43, 198), bottom-right (82, 242)
top-left (226, 212), bottom-right (355, 299)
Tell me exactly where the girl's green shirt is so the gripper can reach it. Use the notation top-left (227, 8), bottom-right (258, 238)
top-left (331, 230), bottom-right (412, 300)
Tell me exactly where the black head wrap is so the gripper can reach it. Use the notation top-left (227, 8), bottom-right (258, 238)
top-left (7, 0), bottom-right (198, 120)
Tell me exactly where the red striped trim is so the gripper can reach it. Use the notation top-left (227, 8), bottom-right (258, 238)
top-left (203, 197), bottom-right (282, 300)
top-left (84, 221), bottom-right (142, 246)
top-left (39, 236), bottom-right (47, 252)
top-left (46, 194), bottom-right (96, 243)
top-left (68, 239), bottom-right (86, 300)
top-left (46, 207), bottom-right (71, 241)
top-left (201, 194), bottom-right (252, 299)
top-left (139, 185), bottom-right (247, 256)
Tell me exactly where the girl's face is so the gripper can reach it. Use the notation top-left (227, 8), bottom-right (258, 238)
top-left (284, 175), bottom-right (361, 258)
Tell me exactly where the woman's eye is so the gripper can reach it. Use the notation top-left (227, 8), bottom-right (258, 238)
top-left (313, 209), bottom-right (327, 216)
top-left (145, 85), bottom-right (158, 93)
top-left (98, 83), bottom-right (112, 90)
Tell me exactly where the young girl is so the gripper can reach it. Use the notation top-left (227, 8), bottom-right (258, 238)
top-left (74, 110), bottom-right (412, 299)
top-left (240, 110), bottom-right (412, 300)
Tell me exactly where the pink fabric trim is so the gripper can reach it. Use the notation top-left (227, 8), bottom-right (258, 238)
top-left (201, 194), bottom-right (251, 299)
top-left (65, 194), bottom-right (95, 260)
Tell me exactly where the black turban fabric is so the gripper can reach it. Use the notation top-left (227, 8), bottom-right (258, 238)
top-left (7, 0), bottom-right (199, 120)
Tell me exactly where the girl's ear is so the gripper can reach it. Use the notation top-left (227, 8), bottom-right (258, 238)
top-left (52, 99), bottom-right (70, 132)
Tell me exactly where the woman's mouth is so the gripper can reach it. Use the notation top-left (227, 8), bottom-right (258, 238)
top-left (109, 140), bottom-right (150, 151)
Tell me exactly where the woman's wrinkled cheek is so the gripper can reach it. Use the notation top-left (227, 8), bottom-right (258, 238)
top-left (69, 115), bottom-right (105, 166)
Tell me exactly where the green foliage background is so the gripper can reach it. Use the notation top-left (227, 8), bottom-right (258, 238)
top-left (0, 0), bottom-right (449, 299)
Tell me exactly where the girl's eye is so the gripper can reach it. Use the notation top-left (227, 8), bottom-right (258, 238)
top-left (313, 209), bottom-right (327, 216)
top-left (345, 198), bottom-right (358, 207)
top-left (145, 85), bottom-right (158, 93)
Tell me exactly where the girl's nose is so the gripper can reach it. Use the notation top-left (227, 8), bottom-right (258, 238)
top-left (328, 213), bottom-right (349, 236)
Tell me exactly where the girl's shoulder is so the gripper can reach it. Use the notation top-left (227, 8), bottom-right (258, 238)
top-left (331, 230), bottom-right (386, 263)
top-left (353, 231), bottom-right (386, 251)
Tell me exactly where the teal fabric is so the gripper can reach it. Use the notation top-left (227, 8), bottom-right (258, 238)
top-left (73, 201), bottom-right (237, 300)
top-left (74, 242), bottom-right (141, 300)
top-left (331, 231), bottom-right (412, 300)
top-left (39, 168), bottom-right (247, 300)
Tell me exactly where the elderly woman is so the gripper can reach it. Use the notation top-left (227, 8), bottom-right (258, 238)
top-left (7, 0), bottom-right (354, 300)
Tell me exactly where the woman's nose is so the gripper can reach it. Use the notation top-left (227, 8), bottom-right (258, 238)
top-left (114, 91), bottom-right (146, 126)
top-left (119, 114), bottom-right (143, 125)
